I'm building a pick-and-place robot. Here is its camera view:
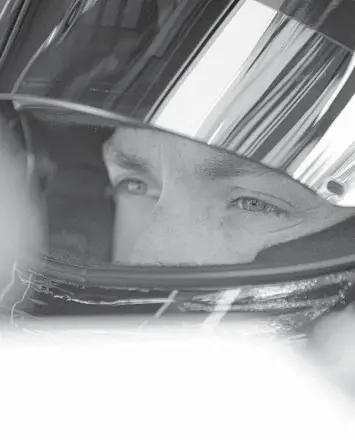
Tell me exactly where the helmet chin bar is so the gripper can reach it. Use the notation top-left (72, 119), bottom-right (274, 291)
top-left (1, 256), bottom-right (355, 337)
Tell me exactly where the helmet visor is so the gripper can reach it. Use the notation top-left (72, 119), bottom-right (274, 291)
top-left (149, 0), bottom-right (355, 208)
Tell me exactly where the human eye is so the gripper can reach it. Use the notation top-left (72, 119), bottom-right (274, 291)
top-left (231, 196), bottom-right (286, 216)
top-left (110, 176), bottom-right (161, 201)
top-left (116, 177), bottom-right (148, 196)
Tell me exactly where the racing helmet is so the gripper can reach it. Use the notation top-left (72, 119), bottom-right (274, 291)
top-left (1, 0), bottom-right (355, 338)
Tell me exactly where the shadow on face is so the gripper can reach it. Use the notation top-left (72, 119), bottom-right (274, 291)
top-left (103, 126), bottom-right (355, 266)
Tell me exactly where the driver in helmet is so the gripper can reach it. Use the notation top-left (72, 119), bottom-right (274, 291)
top-left (1, 113), bottom-right (354, 394)
top-left (103, 124), bottom-right (355, 266)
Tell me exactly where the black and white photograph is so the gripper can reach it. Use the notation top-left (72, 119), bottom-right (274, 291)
top-left (0, 1), bottom-right (355, 438)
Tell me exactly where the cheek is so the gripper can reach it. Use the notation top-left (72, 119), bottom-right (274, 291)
top-left (220, 213), bottom-right (274, 260)
top-left (262, 208), bottom-right (340, 249)
top-left (113, 190), bottom-right (292, 266)
top-left (112, 194), bottom-right (156, 261)
top-left (140, 203), bottom-right (274, 265)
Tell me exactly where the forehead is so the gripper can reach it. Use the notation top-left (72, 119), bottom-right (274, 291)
top-left (103, 125), bottom-right (263, 174)
top-left (102, 125), bottom-right (325, 209)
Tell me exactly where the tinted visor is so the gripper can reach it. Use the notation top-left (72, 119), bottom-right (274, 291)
top-left (9, 0), bottom-right (355, 206)
top-left (148, 0), bottom-right (355, 207)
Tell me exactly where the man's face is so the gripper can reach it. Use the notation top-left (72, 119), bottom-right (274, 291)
top-left (103, 126), bottom-right (355, 265)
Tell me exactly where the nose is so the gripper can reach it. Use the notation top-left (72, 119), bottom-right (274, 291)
top-left (127, 198), bottom-right (235, 266)
top-left (127, 202), bottom-right (195, 265)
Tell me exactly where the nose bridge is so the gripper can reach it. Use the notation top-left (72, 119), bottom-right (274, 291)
top-left (129, 184), bottom-right (212, 265)
top-left (161, 142), bottom-right (191, 185)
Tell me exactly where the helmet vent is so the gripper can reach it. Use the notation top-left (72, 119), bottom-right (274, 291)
top-left (326, 180), bottom-right (344, 196)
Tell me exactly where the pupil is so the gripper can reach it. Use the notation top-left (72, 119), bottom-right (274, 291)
top-left (249, 199), bottom-right (259, 207)
top-left (128, 180), bottom-right (145, 193)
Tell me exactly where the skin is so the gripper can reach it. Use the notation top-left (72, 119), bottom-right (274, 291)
top-left (0, 119), bottom-right (354, 393)
top-left (103, 126), bottom-right (355, 266)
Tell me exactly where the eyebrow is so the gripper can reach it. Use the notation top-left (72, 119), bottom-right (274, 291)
top-left (194, 157), bottom-right (296, 208)
top-left (193, 157), bottom-right (259, 179)
top-left (109, 142), bottom-right (283, 183)
top-left (109, 149), bottom-right (150, 173)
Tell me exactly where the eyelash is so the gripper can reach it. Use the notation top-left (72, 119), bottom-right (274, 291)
top-left (109, 179), bottom-right (286, 217)
top-left (113, 177), bottom-right (148, 196)
top-left (231, 197), bottom-right (285, 216)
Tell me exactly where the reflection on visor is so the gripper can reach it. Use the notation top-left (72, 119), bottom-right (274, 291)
top-left (150, 0), bottom-right (355, 207)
